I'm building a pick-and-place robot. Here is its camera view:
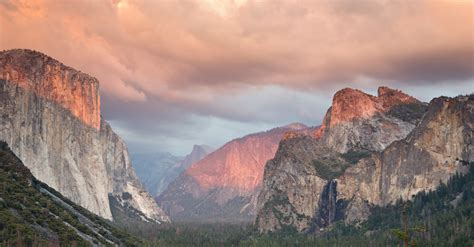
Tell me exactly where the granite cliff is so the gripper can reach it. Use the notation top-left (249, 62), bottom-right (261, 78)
top-left (158, 123), bottom-right (310, 222)
top-left (0, 49), bottom-right (169, 222)
top-left (256, 87), bottom-right (472, 233)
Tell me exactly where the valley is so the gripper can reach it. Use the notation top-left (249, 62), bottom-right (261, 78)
top-left (0, 48), bottom-right (472, 246)
top-left (0, 1), bottom-right (473, 245)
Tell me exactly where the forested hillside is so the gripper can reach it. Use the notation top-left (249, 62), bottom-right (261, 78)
top-left (0, 141), bottom-right (142, 246)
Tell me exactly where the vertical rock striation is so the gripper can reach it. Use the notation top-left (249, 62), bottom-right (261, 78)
top-left (0, 49), bottom-right (100, 129)
top-left (0, 49), bottom-right (169, 222)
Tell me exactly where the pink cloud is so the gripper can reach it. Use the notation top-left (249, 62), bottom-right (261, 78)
top-left (1, 0), bottom-right (472, 104)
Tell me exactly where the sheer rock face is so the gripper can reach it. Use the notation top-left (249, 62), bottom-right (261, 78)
top-left (158, 123), bottom-right (311, 222)
top-left (0, 49), bottom-right (169, 222)
top-left (256, 88), bottom-right (473, 233)
top-left (0, 49), bottom-right (100, 129)
top-left (256, 136), bottom-right (329, 231)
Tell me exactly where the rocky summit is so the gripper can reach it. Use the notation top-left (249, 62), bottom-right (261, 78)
top-left (0, 49), bottom-right (169, 222)
top-left (314, 86), bottom-right (427, 152)
top-left (256, 87), bottom-right (473, 233)
top-left (158, 123), bottom-right (313, 222)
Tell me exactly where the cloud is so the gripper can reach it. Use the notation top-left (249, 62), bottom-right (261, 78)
top-left (1, 0), bottom-right (472, 154)
top-left (101, 85), bottom-right (330, 154)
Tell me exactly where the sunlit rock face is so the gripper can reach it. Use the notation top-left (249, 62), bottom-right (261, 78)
top-left (319, 87), bottom-right (426, 153)
top-left (328, 87), bottom-right (419, 126)
top-left (158, 123), bottom-right (313, 222)
top-left (0, 49), bottom-right (169, 222)
top-left (0, 49), bottom-right (100, 129)
top-left (254, 87), bottom-right (472, 233)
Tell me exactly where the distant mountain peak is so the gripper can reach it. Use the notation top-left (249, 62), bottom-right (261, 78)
top-left (182, 144), bottom-right (214, 168)
top-left (281, 122), bottom-right (308, 130)
top-left (191, 144), bottom-right (214, 154)
top-left (132, 144), bottom-right (213, 198)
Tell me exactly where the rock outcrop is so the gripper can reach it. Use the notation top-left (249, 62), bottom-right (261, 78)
top-left (0, 49), bottom-right (169, 222)
top-left (316, 87), bottom-right (426, 152)
top-left (132, 144), bottom-right (213, 197)
top-left (158, 123), bottom-right (311, 222)
top-left (256, 87), bottom-right (473, 233)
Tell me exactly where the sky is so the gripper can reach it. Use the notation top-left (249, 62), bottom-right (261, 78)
top-left (1, 0), bottom-right (473, 155)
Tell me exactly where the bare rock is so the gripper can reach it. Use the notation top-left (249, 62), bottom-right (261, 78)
top-left (0, 49), bottom-right (169, 222)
